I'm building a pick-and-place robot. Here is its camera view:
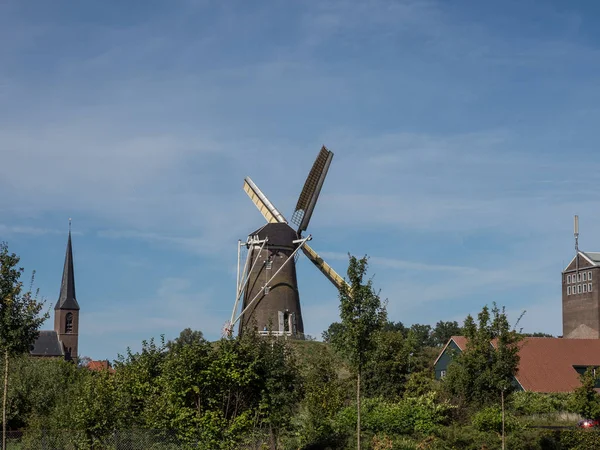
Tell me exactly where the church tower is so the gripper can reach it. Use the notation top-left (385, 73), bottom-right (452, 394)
top-left (562, 216), bottom-right (600, 339)
top-left (54, 223), bottom-right (80, 361)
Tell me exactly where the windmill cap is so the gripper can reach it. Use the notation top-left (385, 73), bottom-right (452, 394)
top-left (249, 223), bottom-right (299, 248)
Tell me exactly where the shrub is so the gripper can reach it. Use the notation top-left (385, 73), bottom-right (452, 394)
top-left (471, 406), bottom-right (523, 434)
top-left (511, 391), bottom-right (571, 415)
top-left (333, 392), bottom-right (453, 437)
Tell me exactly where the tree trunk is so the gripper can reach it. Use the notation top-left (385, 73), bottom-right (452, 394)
top-left (3, 350), bottom-right (8, 450)
top-left (357, 368), bottom-right (361, 450)
top-left (501, 389), bottom-right (505, 450)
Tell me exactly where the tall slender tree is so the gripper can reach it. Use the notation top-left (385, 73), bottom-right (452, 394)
top-left (332, 255), bottom-right (386, 450)
top-left (0, 243), bottom-right (47, 449)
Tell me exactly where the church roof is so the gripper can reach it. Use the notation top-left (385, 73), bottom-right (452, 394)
top-left (30, 331), bottom-right (64, 357)
top-left (55, 231), bottom-right (79, 311)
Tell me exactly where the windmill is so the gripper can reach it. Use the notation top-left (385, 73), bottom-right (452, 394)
top-left (227, 146), bottom-right (347, 338)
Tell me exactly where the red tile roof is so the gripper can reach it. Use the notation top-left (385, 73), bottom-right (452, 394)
top-left (87, 360), bottom-right (115, 374)
top-left (516, 338), bottom-right (600, 393)
top-left (441, 336), bottom-right (600, 393)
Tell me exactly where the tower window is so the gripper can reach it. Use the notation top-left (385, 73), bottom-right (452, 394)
top-left (568, 275), bottom-right (571, 284)
top-left (578, 284), bottom-right (582, 294)
top-left (584, 284), bottom-right (588, 293)
top-left (590, 272), bottom-right (593, 281)
top-left (578, 273), bottom-right (582, 282)
top-left (283, 311), bottom-right (290, 333)
top-left (589, 283), bottom-right (593, 292)
top-left (584, 272), bottom-right (587, 281)
top-left (65, 313), bottom-right (73, 333)
top-left (568, 286), bottom-right (572, 295)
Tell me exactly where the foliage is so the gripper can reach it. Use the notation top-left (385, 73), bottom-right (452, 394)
top-left (556, 429), bottom-right (600, 449)
top-left (2, 355), bottom-right (81, 429)
top-left (284, 343), bottom-right (346, 449)
top-left (0, 242), bottom-right (48, 357)
top-left (333, 255), bottom-right (387, 372)
top-left (363, 329), bottom-right (410, 399)
top-left (510, 391), bottom-right (571, 416)
top-left (0, 242), bottom-right (48, 449)
top-left (332, 254), bottom-right (387, 449)
top-left (471, 406), bottom-right (523, 434)
top-left (443, 303), bottom-right (522, 406)
top-left (334, 393), bottom-right (454, 437)
top-left (568, 367), bottom-right (600, 420)
top-left (431, 321), bottom-right (462, 347)
top-left (321, 322), bottom-right (344, 345)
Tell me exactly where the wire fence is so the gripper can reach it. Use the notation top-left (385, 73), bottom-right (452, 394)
top-left (4, 430), bottom-right (184, 450)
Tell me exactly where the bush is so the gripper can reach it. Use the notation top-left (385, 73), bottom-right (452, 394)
top-left (333, 392), bottom-right (454, 437)
top-left (558, 429), bottom-right (600, 450)
top-left (471, 406), bottom-right (523, 434)
top-left (511, 391), bottom-right (571, 415)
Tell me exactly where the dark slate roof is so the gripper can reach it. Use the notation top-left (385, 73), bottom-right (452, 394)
top-left (55, 231), bottom-right (80, 311)
top-left (249, 223), bottom-right (298, 248)
top-left (30, 331), bottom-right (64, 357)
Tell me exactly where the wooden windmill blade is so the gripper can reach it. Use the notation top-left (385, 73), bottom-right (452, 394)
top-left (302, 243), bottom-right (348, 291)
top-left (291, 146), bottom-right (334, 233)
top-left (243, 177), bottom-right (287, 224)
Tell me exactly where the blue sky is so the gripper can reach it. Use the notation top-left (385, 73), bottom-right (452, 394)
top-left (2, 0), bottom-right (600, 360)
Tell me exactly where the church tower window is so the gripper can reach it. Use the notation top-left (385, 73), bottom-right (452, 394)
top-left (65, 312), bottom-right (73, 333)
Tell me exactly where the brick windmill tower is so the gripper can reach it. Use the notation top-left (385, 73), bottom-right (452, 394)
top-left (228, 146), bottom-right (347, 338)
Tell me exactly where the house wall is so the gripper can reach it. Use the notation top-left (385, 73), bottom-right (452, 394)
top-left (434, 340), bottom-right (462, 379)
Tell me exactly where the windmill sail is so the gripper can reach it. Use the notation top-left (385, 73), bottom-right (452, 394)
top-left (301, 243), bottom-right (347, 291)
top-left (291, 146), bottom-right (333, 233)
top-left (243, 177), bottom-right (287, 224)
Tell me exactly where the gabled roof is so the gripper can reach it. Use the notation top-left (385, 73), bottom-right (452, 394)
top-left (432, 336), bottom-right (467, 366)
top-left (564, 251), bottom-right (600, 272)
top-left (30, 331), bottom-right (64, 357)
top-left (436, 336), bottom-right (600, 393)
top-left (55, 231), bottom-right (79, 311)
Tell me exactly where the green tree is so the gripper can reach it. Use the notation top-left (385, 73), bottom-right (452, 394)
top-left (444, 303), bottom-right (521, 407)
top-left (363, 329), bottom-right (410, 400)
top-left (321, 322), bottom-right (344, 345)
top-left (409, 324), bottom-right (433, 348)
top-left (431, 320), bottom-right (462, 347)
top-left (293, 344), bottom-right (345, 448)
top-left (332, 255), bottom-right (387, 450)
top-left (569, 367), bottom-right (600, 420)
top-left (166, 328), bottom-right (205, 351)
top-left (0, 243), bottom-right (47, 449)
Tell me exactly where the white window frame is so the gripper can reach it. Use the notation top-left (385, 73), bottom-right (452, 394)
top-left (578, 284), bottom-right (582, 294)
top-left (589, 271), bottom-right (593, 281)
top-left (584, 272), bottom-right (587, 281)
top-left (568, 275), bottom-right (572, 284)
top-left (568, 286), bottom-right (572, 295)
top-left (440, 370), bottom-right (446, 379)
top-left (584, 283), bottom-right (588, 293)
top-left (589, 283), bottom-right (593, 292)
top-left (578, 273), bottom-right (582, 282)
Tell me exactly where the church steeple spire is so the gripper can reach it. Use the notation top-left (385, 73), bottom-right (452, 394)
top-left (55, 219), bottom-right (79, 311)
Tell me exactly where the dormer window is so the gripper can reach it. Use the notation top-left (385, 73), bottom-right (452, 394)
top-left (65, 312), bottom-right (73, 333)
